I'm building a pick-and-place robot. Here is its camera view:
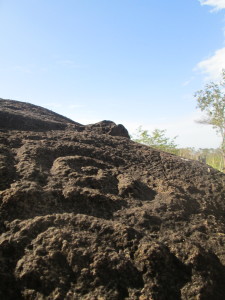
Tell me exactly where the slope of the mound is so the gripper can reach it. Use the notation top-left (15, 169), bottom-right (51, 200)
top-left (0, 99), bottom-right (225, 300)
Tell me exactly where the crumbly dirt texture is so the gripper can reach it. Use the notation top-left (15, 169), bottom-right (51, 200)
top-left (0, 98), bottom-right (225, 300)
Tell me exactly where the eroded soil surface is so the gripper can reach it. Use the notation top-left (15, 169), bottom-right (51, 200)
top-left (0, 99), bottom-right (225, 299)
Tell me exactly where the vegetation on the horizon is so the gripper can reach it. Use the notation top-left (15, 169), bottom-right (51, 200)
top-left (132, 69), bottom-right (225, 172)
top-left (178, 147), bottom-right (224, 172)
top-left (132, 127), bottom-right (224, 172)
top-left (194, 69), bottom-right (225, 171)
top-left (132, 127), bottom-right (178, 155)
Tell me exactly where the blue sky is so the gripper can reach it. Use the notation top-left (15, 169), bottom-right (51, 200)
top-left (0, 0), bottom-right (225, 148)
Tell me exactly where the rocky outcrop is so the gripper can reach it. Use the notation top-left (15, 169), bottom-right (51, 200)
top-left (0, 99), bottom-right (225, 299)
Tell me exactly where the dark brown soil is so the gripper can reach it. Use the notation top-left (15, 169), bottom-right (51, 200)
top-left (0, 98), bottom-right (225, 299)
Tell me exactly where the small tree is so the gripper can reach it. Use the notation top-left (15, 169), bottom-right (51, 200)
top-left (194, 69), bottom-right (225, 170)
top-left (132, 127), bottom-right (178, 154)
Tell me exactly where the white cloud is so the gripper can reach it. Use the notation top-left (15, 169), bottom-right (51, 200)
top-left (57, 59), bottom-right (75, 66)
top-left (16, 66), bottom-right (32, 74)
top-left (199, 0), bottom-right (225, 11)
top-left (56, 59), bottom-right (87, 69)
top-left (182, 77), bottom-right (195, 87)
top-left (68, 104), bottom-right (85, 109)
top-left (45, 102), bottom-right (62, 109)
top-left (195, 47), bottom-right (225, 80)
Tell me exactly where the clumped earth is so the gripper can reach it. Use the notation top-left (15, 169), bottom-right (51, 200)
top-left (0, 98), bottom-right (225, 300)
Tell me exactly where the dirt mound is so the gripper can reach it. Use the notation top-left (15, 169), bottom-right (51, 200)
top-left (0, 99), bottom-right (225, 299)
